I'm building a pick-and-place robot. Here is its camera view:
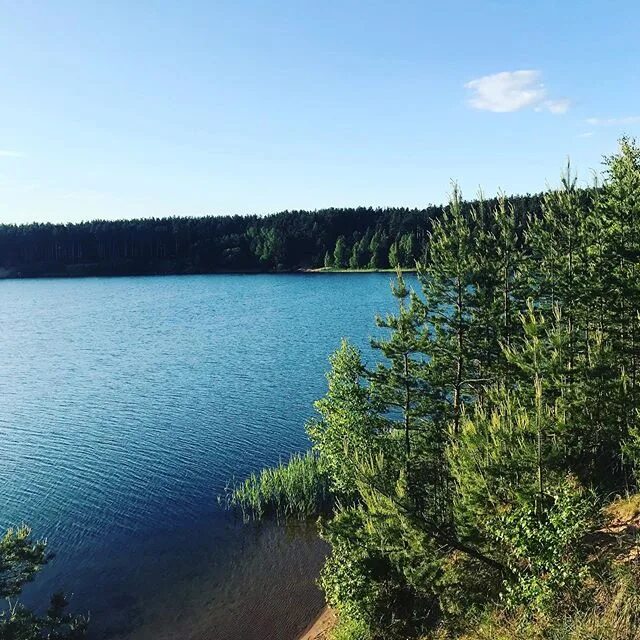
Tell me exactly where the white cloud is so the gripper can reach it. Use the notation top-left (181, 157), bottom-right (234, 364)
top-left (0, 149), bottom-right (24, 158)
top-left (544, 99), bottom-right (571, 114)
top-left (578, 131), bottom-right (594, 138)
top-left (464, 70), bottom-right (569, 114)
top-left (585, 116), bottom-right (640, 126)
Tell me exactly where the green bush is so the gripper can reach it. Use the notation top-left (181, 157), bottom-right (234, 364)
top-left (492, 478), bottom-right (596, 612)
top-left (331, 616), bottom-right (372, 640)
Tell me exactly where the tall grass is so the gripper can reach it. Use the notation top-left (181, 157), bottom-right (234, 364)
top-left (225, 450), bottom-right (333, 521)
top-left (433, 568), bottom-right (640, 640)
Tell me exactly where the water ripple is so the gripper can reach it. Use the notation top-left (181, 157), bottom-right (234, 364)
top-left (0, 273), bottom-right (410, 639)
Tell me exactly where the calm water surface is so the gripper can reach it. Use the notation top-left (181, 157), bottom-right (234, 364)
top-left (0, 273), bottom-right (408, 639)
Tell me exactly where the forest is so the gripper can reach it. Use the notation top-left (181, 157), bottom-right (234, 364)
top-left (0, 196), bottom-right (544, 278)
top-left (229, 139), bottom-right (640, 640)
top-left (3, 141), bottom-right (640, 639)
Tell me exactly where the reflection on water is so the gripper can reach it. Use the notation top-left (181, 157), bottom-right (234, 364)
top-left (0, 274), bottom-right (409, 638)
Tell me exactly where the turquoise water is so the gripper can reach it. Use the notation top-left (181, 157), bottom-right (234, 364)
top-left (0, 273), bottom-right (407, 640)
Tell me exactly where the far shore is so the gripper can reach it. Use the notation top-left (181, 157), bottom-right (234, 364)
top-left (302, 267), bottom-right (417, 273)
top-left (0, 266), bottom-right (417, 280)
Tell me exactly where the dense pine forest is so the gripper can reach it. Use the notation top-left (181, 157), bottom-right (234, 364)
top-left (229, 140), bottom-right (640, 640)
top-left (0, 196), bottom-right (544, 278)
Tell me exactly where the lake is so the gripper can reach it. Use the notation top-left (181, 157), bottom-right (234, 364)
top-left (0, 273), bottom-right (408, 640)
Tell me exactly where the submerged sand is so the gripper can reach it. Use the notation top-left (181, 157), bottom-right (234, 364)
top-left (297, 607), bottom-right (336, 640)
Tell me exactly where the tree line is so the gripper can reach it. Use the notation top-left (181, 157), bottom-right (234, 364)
top-left (230, 140), bottom-right (640, 639)
top-left (0, 196), bottom-right (543, 277)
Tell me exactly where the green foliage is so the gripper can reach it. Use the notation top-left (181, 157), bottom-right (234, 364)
top-left (369, 272), bottom-right (448, 519)
top-left (333, 236), bottom-right (350, 269)
top-left (320, 504), bottom-right (439, 640)
top-left (0, 196), bottom-right (541, 277)
top-left (420, 184), bottom-right (481, 435)
top-left (398, 233), bottom-right (417, 267)
top-left (307, 341), bottom-right (381, 499)
top-left (0, 526), bottom-right (48, 599)
top-left (492, 478), bottom-right (595, 612)
top-left (319, 508), bottom-right (379, 625)
top-left (324, 250), bottom-right (334, 268)
top-left (388, 242), bottom-right (400, 268)
top-left (349, 235), bottom-right (371, 269)
top-left (0, 194), bottom-right (546, 276)
top-left (330, 616), bottom-right (372, 640)
top-left (226, 451), bottom-right (331, 520)
top-left (368, 231), bottom-right (390, 269)
top-left (0, 527), bottom-right (87, 639)
top-left (437, 566), bottom-right (640, 640)
top-left (229, 140), bottom-right (640, 640)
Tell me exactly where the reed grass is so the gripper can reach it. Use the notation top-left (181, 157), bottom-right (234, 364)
top-left (225, 450), bottom-right (333, 521)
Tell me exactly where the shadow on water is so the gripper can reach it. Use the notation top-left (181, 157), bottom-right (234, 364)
top-left (84, 518), bottom-right (328, 640)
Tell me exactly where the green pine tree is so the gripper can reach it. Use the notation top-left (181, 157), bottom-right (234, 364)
top-left (333, 236), bottom-right (350, 269)
top-left (388, 242), bottom-right (400, 269)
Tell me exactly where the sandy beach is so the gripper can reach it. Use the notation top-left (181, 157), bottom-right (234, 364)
top-left (297, 607), bottom-right (336, 640)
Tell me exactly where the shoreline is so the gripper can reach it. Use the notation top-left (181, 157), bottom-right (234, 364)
top-left (297, 606), bottom-right (336, 640)
top-left (0, 267), bottom-right (416, 280)
top-left (302, 267), bottom-right (417, 273)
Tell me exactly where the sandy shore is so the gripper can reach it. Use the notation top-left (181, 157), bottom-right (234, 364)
top-left (297, 607), bottom-right (336, 640)
top-left (302, 267), bottom-right (417, 274)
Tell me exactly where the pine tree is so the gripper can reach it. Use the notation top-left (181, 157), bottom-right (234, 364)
top-left (388, 242), bottom-right (400, 268)
top-left (369, 231), bottom-right (389, 269)
top-left (369, 271), bottom-right (447, 512)
top-left (229, 141), bottom-right (640, 637)
top-left (349, 236), bottom-right (370, 269)
top-left (333, 236), bottom-right (349, 268)
top-left (470, 194), bottom-right (527, 387)
top-left (307, 340), bottom-right (381, 499)
top-left (398, 232), bottom-right (417, 267)
top-left (526, 163), bottom-right (591, 372)
top-left (450, 307), bottom-right (596, 610)
top-left (595, 140), bottom-right (640, 457)
top-left (420, 185), bottom-right (480, 433)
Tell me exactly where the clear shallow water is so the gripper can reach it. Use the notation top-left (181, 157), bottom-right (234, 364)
top-left (0, 273), bottom-right (406, 639)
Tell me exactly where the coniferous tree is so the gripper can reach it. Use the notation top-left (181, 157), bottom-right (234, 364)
top-left (450, 306), bottom-right (597, 610)
top-left (230, 140), bottom-right (640, 640)
top-left (595, 140), bottom-right (640, 468)
top-left (307, 341), bottom-right (382, 499)
top-left (398, 232), bottom-right (417, 267)
top-left (369, 272), bottom-right (447, 511)
top-left (348, 235), bottom-right (370, 269)
top-left (420, 185), bottom-right (480, 434)
top-left (333, 236), bottom-right (350, 268)
top-left (526, 164), bottom-right (591, 365)
top-left (369, 231), bottom-right (389, 269)
top-left (388, 242), bottom-right (400, 268)
top-left (470, 194), bottom-right (527, 388)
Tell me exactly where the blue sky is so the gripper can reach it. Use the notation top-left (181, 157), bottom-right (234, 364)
top-left (1, 0), bottom-right (639, 223)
